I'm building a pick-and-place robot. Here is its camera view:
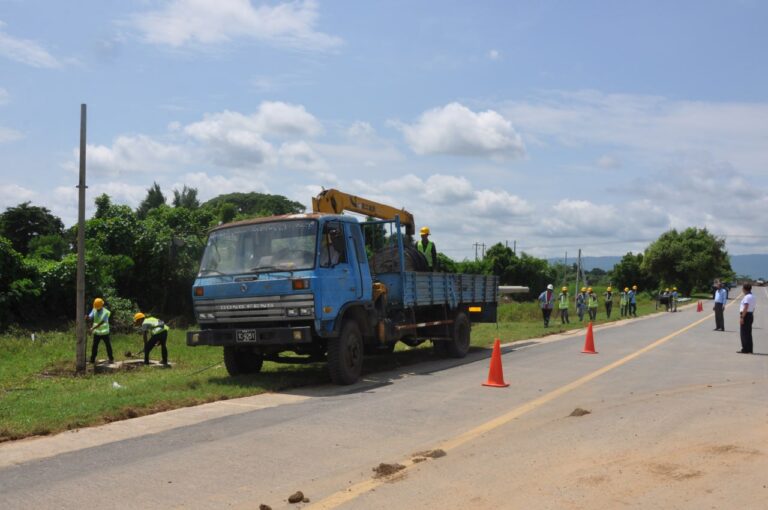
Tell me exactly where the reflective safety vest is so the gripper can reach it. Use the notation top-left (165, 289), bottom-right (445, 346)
top-left (588, 293), bottom-right (598, 308)
top-left (91, 308), bottom-right (110, 335)
top-left (604, 291), bottom-right (613, 303)
top-left (558, 293), bottom-right (569, 309)
top-left (416, 240), bottom-right (435, 268)
top-left (142, 316), bottom-right (169, 336)
top-left (620, 292), bottom-right (628, 305)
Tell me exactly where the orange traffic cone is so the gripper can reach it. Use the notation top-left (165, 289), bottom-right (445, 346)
top-left (582, 322), bottom-right (598, 354)
top-left (482, 338), bottom-right (510, 387)
top-left (697, 300), bottom-right (703, 312)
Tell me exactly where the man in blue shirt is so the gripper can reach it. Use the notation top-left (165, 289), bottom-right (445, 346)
top-left (713, 281), bottom-right (727, 331)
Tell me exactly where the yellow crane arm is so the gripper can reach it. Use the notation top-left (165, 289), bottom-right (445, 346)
top-left (312, 188), bottom-right (415, 235)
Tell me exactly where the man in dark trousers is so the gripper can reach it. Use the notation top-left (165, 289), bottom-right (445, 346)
top-left (738, 283), bottom-right (755, 354)
top-left (538, 284), bottom-right (555, 327)
top-left (603, 286), bottom-right (614, 319)
top-left (134, 312), bottom-right (170, 366)
top-left (713, 281), bottom-right (727, 331)
top-left (86, 297), bottom-right (114, 364)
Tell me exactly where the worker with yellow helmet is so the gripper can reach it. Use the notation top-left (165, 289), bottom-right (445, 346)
top-left (620, 287), bottom-right (629, 317)
top-left (86, 297), bottom-right (113, 364)
top-left (671, 286), bottom-right (679, 312)
top-left (558, 286), bottom-right (570, 324)
top-left (628, 285), bottom-right (638, 317)
top-left (134, 312), bottom-right (170, 367)
top-left (416, 226), bottom-right (437, 271)
top-left (576, 286), bottom-right (588, 322)
top-left (603, 286), bottom-right (614, 319)
top-left (587, 287), bottom-right (598, 321)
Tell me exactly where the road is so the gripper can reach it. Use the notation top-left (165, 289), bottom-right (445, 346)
top-left (2, 290), bottom-right (767, 509)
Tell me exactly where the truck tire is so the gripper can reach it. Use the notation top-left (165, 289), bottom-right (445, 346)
top-left (327, 321), bottom-right (364, 385)
top-left (371, 244), bottom-right (429, 273)
top-left (444, 312), bottom-right (470, 358)
top-left (223, 346), bottom-right (264, 376)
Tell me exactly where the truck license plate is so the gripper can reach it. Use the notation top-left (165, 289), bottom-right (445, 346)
top-left (236, 329), bottom-right (258, 343)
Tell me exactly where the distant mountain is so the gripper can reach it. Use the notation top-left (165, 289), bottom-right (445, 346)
top-left (548, 254), bottom-right (768, 279)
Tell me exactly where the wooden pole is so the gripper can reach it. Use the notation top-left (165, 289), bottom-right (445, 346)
top-left (75, 104), bottom-right (87, 373)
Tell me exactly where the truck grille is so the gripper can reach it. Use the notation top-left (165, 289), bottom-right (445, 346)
top-left (195, 294), bottom-right (314, 324)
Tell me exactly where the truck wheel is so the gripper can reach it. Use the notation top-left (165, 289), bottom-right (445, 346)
top-left (327, 321), bottom-right (364, 385)
top-left (445, 312), bottom-right (470, 358)
top-left (223, 346), bottom-right (264, 376)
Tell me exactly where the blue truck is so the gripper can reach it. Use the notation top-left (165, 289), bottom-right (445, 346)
top-left (186, 189), bottom-right (498, 384)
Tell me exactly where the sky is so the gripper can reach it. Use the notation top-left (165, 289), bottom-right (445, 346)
top-left (1, 0), bottom-right (767, 261)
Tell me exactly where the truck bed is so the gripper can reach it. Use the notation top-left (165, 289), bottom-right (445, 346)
top-left (378, 271), bottom-right (498, 309)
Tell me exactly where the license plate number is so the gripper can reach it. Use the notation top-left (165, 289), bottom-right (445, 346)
top-left (236, 330), bottom-right (258, 343)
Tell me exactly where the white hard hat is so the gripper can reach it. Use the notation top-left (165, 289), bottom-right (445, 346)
top-left (547, 284), bottom-right (554, 290)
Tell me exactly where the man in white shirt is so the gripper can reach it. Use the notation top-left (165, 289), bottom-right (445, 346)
top-left (738, 283), bottom-right (755, 354)
top-left (713, 281), bottom-right (727, 331)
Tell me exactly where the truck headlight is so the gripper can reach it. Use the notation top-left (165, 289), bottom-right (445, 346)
top-left (299, 307), bottom-right (314, 316)
top-left (199, 313), bottom-right (215, 320)
top-left (286, 308), bottom-right (299, 317)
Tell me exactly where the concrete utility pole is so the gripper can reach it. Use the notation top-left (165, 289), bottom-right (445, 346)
top-left (575, 249), bottom-right (581, 306)
top-left (75, 104), bottom-right (87, 373)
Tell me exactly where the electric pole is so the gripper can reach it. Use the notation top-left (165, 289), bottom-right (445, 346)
top-left (75, 104), bottom-right (87, 373)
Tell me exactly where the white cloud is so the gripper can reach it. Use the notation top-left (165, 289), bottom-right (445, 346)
top-left (0, 21), bottom-right (61, 68)
top-left (0, 184), bottom-right (37, 208)
top-left (470, 189), bottom-right (532, 218)
top-left (255, 101), bottom-right (322, 136)
top-left (131, 0), bottom-right (342, 51)
top-left (184, 111), bottom-right (275, 167)
top-left (488, 49), bottom-right (500, 60)
top-left (346, 121), bottom-right (375, 141)
top-left (84, 135), bottom-right (190, 176)
top-left (423, 174), bottom-right (474, 204)
top-left (596, 155), bottom-right (621, 169)
top-left (398, 102), bottom-right (526, 157)
top-left (278, 141), bottom-right (328, 172)
top-left (0, 126), bottom-right (22, 143)
top-left (0, 87), bottom-right (8, 105)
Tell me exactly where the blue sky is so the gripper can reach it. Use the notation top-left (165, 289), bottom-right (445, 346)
top-left (1, 0), bottom-right (767, 260)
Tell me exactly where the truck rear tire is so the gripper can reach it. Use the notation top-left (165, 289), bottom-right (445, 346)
top-left (223, 346), bottom-right (264, 376)
top-left (444, 312), bottom-right (470, 358)
top-left (327, 321), bottom-right (364, 385)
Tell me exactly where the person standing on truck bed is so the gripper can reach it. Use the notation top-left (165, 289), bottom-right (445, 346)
top-left (416, 226), bottom-right (437, 271)
top-left (539, 284), bottom-right (555, 327)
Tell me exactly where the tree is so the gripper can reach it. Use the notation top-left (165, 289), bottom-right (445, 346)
top-left (0, 202), bottom-right (64, 255)
top-left (641, 228), bottom-right (732, 295)
top-left (610, 252), bottom-right (656, 291)
top-left (201, 192), bottom-right (305, 223)
top-left (172, 186), bottom-right (200, 209)
top-left (136, 182), bottom-right (166, 220)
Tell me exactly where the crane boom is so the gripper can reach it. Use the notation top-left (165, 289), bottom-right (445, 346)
top-left (312, 188), bottom-right (415, 235)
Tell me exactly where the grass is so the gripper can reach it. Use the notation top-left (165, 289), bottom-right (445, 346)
top-left (0, 290), bottom-right (673, 442)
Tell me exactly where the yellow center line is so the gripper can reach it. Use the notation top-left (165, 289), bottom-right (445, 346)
top-left (308, 301), bottom-right (733, 510)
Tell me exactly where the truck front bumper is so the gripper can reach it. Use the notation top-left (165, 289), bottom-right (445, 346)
top-left (187, 326), bottom-right (313, 347)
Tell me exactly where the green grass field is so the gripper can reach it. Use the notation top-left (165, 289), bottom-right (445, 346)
top-left (0, 290), bottom-right (693, 442)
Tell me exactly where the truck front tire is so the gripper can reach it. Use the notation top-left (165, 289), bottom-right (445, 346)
top-left (445, 312), bottom-right (471, 358)
top-left (327, 321), bottom-right (364, 385)
top-left (223, 346), bottom-right (264, 376)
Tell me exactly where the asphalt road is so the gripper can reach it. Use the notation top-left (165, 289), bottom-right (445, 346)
top-left (2, 290), bottom-right (767, 509)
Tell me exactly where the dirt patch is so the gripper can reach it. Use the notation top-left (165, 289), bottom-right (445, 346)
top-left (373, 463), bottom-right (406, 478)
top-left (259, 505), bottom-right (272, 510)
top-left (39, 360), bottom-right (78, 378)
top-left (412, 457), bottom-right (427, 463)
top-left (578, 474), bottom-right (608, 486)
top-left (413, 449), bottom-right (447, 459)
top-left (648, 462), bottom-right (703, 481)
top-left (569, 408), bottom-right (591, 417)
top-left (706, 444), bottom-right (761, 456)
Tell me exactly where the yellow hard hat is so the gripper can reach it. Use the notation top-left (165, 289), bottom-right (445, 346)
top-left (561, 286), bottom-right (568, 292)
top-left (419, 226), bottom-right (430, 236)
top-left (133, 312), bottom-right (145, 322)
top-left (672, 287), bottom-right (677, 291)
top-left (624, 287), bottom-right (629, 291)
top-left (587, 287), bottom-right (593, 292)
top-left (581, 287), bottom-right (587, 292)
top-left (665, 288), bottom-right (669, 292)
top-left (606, 286), bottom-right (612, 292)
top-left (93, 298), bottom-right (104, 309)
top-left (632, 285), bottom-right (638, 290)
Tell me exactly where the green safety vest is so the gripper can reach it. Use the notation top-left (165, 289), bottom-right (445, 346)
top-left (143, 316), bottom-right (169, 336)
top-left (620, 292), bottom-right (628, 305)
top-left (588, 294), bottom-right (598, 308)
top-left (92, 308), bottom-right (110, 335)
top-left (416, 240), bottom-right (435, 268)
top-left (604, 292), bottom-right (613, 303)
top-left (558, 293), bottom-right (569, 309)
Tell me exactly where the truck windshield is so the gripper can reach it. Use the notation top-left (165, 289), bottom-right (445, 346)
top-left (199, 220), bottom-right (317, 275)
